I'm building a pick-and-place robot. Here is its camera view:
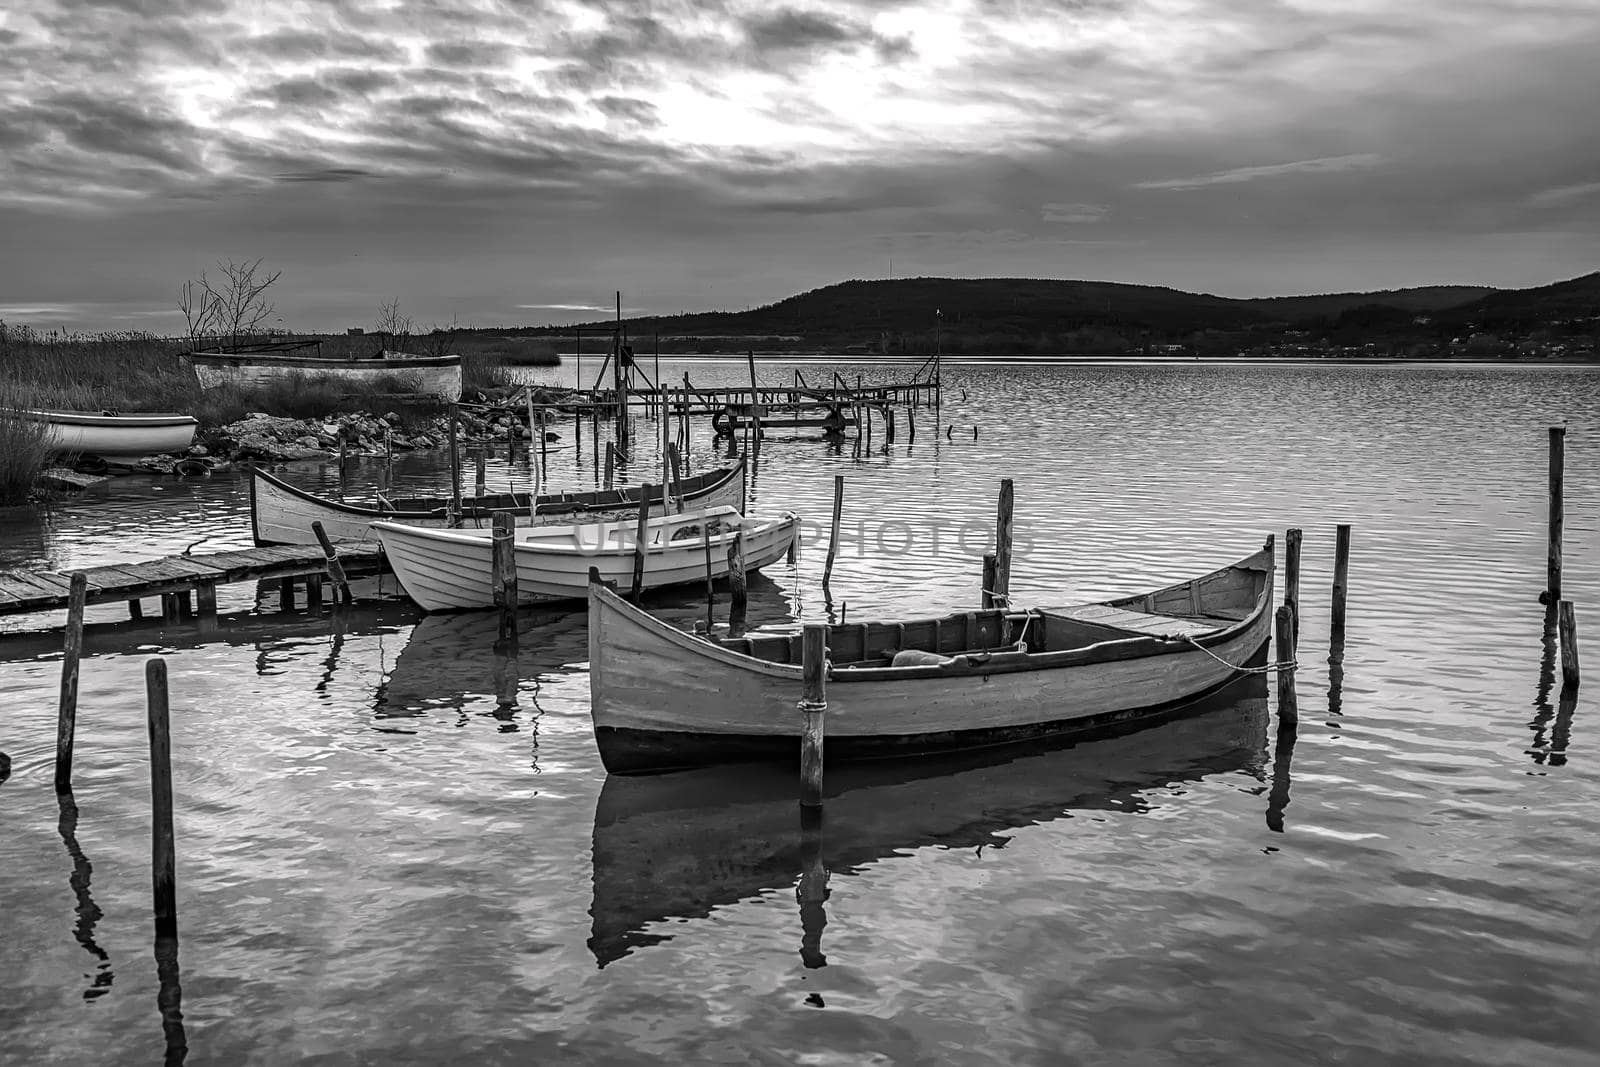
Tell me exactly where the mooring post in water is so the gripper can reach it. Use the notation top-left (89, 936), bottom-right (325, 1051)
top-left (146, 657), bottom-right (178, 938)
top-left (447, 404), bottom-right (463, 527)
top-left (383, 429), bottom-right (393, 492)
top-left (337, 437), bottom-right (347, 501)
top-left (1331, 523), bottom-right (1352, 654)
top-left (492, 512), bottom-right (518, 640)
top-left (1547, 425), bottom-right (1565, 602)
top-left (195, 580), bottom-right (217, 618)
top-left (1285, 528), bottom-right (1303, 644)
top-left (277, 577), bottom-right (295, 612)
top-left (823, 474), bottom-right (844, 589)
top-left (885, 408), bottom-right (895, 444)
top-left (729, 529), bottom-right (748, 633)
top-left (702, 519), bottom-right (715, 634)
top-left (474, 449), bottom-right (486, 499)
top-left (799, 623), bottom-right (828, 808)
top-left (994, 479), bottom-right (1014, 608)
top-left (907, 403), bottom-right (915, 443)
top-left (631, 484), bottom-right (654, 600)
top-left (1275, 604), bottom-right (1298, 723)
top-left (55, 572), bottom-right (87, 793)
top-left (311, 521), bottom-right (351, 604)
top-left (1558, 599), bottom-right (1581, 690)
top-left (667, 443), bottom-right (684, 513)
top-left (982, 552), bottom-right (998, 610)
top-left (603, 441), bottom-right (616, 490)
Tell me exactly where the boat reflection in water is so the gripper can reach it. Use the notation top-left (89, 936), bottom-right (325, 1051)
top-left (587, 670), bottom-right (1270, 968)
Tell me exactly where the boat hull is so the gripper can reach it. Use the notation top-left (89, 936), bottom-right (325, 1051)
top-left (185, 352), bottom-right (463, 401)
top-left (16, 410), bottom-right (198, 457)
top-left (588, 544), bottom-right (1274, 772)
top-left (250, 461), bottom-right (746, 546)
top-left (376, 508), bottom-right (798, 611)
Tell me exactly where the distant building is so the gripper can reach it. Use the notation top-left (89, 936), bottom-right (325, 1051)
top-left (347, 327), bottom-right (365, 336)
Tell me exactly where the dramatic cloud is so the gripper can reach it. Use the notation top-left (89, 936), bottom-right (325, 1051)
top-left (2, 0), bottom-right (1599, 327)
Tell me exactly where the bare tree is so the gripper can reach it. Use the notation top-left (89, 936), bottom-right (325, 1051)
top-left (421, 313), bottom-right (462, 357)
top-left (179, 259), bottom-right (282, 348)
top-left (178, 278), bottom-right (220, 345)
top-left (375, 299), bottom-right (414, 352)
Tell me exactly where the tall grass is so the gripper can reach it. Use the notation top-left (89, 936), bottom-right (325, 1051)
top-left (0, 384), bottom-right (60, 506)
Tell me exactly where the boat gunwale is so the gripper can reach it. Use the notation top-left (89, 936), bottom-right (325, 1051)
top-left (15, 409), bottom-right (199, 428)
top-left (588, 541), bottom-right (1274, 682)
top-left (373, 507), bottom-right (796, 556)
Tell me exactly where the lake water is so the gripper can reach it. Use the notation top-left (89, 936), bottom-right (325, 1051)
top-left (1, 360), bottom-right (1596, 1064)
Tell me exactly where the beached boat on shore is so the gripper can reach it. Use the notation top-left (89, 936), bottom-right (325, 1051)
top-left (11, 409), bottom-right (198, 457)
top-left (587, 538), bottom-right (1275, 772)
top-left (184, 345), bottom-right (462, 401)
top-left (250, 459), bottom-right (746, 545)
top-left (376, 505), bottom-right (799, 612)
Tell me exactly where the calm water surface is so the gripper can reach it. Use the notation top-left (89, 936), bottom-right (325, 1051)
top-left (1, 362), bottom-right (1597, 1064)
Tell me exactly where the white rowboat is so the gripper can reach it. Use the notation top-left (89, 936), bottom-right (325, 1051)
top-left (375, 505), bottom-right (799, 612)
top-left (250, 460), bottom-right (747, 546)
top-left (12, 409), bottom-right (198, 457)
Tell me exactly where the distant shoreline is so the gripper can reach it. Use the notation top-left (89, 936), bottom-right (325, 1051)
top-left (562, 351), bottom-right (1600, 368)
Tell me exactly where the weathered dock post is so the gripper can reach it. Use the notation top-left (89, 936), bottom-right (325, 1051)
top-left (603, 441), bottom-right (616, 490)
top-left (1546, 425), bottom-right (1564, 602)
top-left (1285, 528), bottom-right (1303, 643)
top-left (907, 403), bottom-right (915, 443)
top-left (885, 408), bottom-right (895, 444)
top-left (1331, 523), bottom-right (1352, 655)
top-left (310, 521), bottom-right (351, 604)
top-left (981, 552), bottom-right (998, 610)
top-left (1275, 604), bottom-right (1298, 723)
top-left (994, 479), bottom-right (1014, 607)
top-left (447, 404), bottom-right (463, 527)
top-left (492, 512), bottom-right (518, 641)
top-left (702, 520), bottom-right (715, 634)
top-left (631, 484), bottom-right (654, 600)
top-left (799, 623), bottom-right (828, 808)
top-left (746, 349), bottom-right (762, 451)
top-left (146, 657), bottom-right (178, 938)
top-left (337, 437), bottom-right (348, 500)
top-left (667, 443), bottom-right (684, 513)
top-left (823, 475), bottom-right (844, 589)
top-left (55, 571), bottom-right (88, 792)
top-left (474, 450), bottom-right (486, 500)
top-left (1558, 600), bottom-right (1581, 690)
top-left (729, 529), bottom-right (748, 634)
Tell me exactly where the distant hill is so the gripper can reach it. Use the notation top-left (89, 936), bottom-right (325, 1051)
top-left (1243, 286), bottom-right (1494, 322)
top-left (532, 272), bottom-right (1596, 356)
top-left (1436, 272), bottom-right (1600, 327)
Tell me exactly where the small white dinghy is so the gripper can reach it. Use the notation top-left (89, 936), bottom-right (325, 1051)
top-left (13, 409), bottom-right (199, 457)
top-left (374, 505), bottom-right (799, 612)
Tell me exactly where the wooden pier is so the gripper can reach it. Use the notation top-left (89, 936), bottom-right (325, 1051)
top-left (0, 543), bottom-right (383, 620)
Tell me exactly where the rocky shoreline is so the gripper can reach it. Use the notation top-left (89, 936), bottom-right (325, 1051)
top-left (55, 387), bottom-right (584, 482)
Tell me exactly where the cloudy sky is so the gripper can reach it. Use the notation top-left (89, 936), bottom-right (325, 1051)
top-left (3, 0), bottom-right (1598, 331)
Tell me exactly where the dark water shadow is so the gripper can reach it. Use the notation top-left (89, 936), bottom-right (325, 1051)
top-left (153, 934), bottom-right (188, 1065)
top-left (1527, 604), bottom-right (1574, 767)
top-left (1265, 718), bottom-right (1298, 833)
top-left (56, 790), bottom-right (114, 1000)
top-left (587, 671), bottom-right (1269, 968)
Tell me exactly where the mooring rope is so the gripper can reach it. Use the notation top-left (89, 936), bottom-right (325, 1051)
top-left (1174, 633), bottom-right (1295, 674)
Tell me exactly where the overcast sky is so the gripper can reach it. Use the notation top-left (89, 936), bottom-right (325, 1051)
top-left (3, 0), bottom-right (1598, 331)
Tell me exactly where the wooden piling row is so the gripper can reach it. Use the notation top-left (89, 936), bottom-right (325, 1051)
top-left (310, 521), bottom-right (351, 604)
top-left (823, 475), bottom-right (844, 589)
top-left (55, 572), bottom-right (87, 792)
top-left (799, 623), bottom-right (828, 808)
top-left (993, 479), bottom-right (1014, 607)
top-left (146, 657), bottom-right (178, 939)
top-left (1547, 425), bottom-right (1564, 602)
top-left (1285, 527), bottom-right (1302, 643)
top-left (1275, 604), bottom-right (1297, 723)
top-left (492, 512), bottom-right (518, 640)
top-left (1558, 599), bottom-right (1581, 690)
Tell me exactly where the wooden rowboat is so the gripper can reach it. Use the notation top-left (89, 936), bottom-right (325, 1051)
top-left (184, 348), bottom-right (462, 401)
top-left (588, 672), bottom-right (1269, 966)
top-left (587, 538), bottom-right (1275, 772)
top-left (375, 505), bottom-right (799, 612)
top-left (250, 459), bottom-right (746, 545)
top-left (10, 409), bottom-right (198, 457)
